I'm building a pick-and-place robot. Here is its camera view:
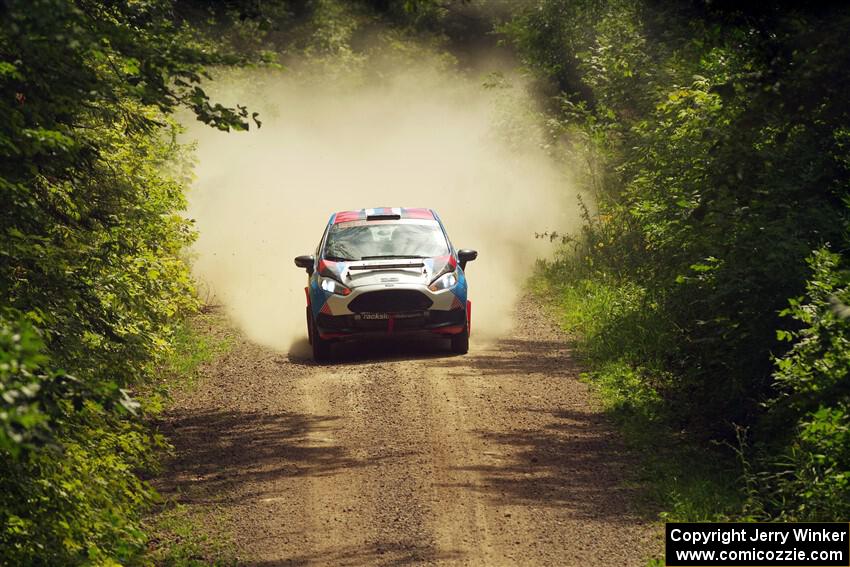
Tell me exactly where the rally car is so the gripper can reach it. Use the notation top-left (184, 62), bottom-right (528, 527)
top-left (295, 207), bottom-right (477, 361)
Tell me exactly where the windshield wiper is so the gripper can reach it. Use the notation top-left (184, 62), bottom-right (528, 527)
top-left (324, 255), bottom-right (355, 262)
top-left (359, 255), bottom-right (427, 260)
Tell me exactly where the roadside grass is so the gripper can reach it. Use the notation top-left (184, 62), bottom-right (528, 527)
top-left (142, 500), bottom-right (238, 567)
top-left (161, 307), bottom-right (236, 396)
top-left (140, 305), bottom-right (239, 566)
top-left (530, 266), bottom-right (747, 562)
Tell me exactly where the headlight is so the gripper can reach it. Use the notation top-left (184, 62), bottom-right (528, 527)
top-left (428, 270), bottom-right (458, 292)
top-left (320, 276), bottom-right (351, 296)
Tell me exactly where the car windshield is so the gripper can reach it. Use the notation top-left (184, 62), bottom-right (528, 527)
top-left (324, 220), bottom-right (449, 261)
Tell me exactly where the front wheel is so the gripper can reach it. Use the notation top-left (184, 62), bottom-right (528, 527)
top-left (450, 326), bottom-right (469, 354)
top-left (309, 314), bottom-right (332, 362)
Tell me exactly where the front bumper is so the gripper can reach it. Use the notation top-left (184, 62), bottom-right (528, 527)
top-left (310, 280), bottom-right (469, 340)
top-left (316, 307), bottom-right (466, 339)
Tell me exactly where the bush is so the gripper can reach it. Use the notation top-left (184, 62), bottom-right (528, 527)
top-left (510, 0), bottom-right (850, 520)
top-left (756, 249), bottom-right (850, 520)
top-left (0, 0), bottom-right (259, 562)
top-left (0, 313), bottom-right (167, 564)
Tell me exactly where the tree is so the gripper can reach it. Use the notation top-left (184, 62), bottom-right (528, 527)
top-left (0, 0), bottom-right (260, 561)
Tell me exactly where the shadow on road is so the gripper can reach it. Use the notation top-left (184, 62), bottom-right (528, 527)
top-left (288, 335), bottom-right (458, 367)
top-left (449, 407), bottom-right (650, 524)
top-left (155, 409), bottom-right (370, 505)
top-left (433, 337), bottom-right (579, 377)
top-left (243, 542), bottom-right (465, 567)
top-left (429, 336), bottom-right (657, 524)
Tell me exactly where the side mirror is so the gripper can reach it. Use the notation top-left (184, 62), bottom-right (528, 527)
top-left (294, 254), bottom-right (315, 275)
top-left (457, 249), bottom-right (478, 270)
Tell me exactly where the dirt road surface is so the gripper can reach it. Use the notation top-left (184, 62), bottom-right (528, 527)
top-left (157, 299), bottom-right (659, 566)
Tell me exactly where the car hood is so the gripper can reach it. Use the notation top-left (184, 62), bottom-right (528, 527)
top-left (319, 256), bottom-right (456, 289)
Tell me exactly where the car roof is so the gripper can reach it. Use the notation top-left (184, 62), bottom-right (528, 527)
top-left (331, 207), bottom-right (436, 224)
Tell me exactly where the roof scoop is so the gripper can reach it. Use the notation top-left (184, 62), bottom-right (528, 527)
top-left (366, 214), bottom-right (401, 221)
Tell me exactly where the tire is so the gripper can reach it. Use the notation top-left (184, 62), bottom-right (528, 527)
top-left (310, 314), bottom-right (332, 362)
top-left (306, 306), bottom-right (313, 345)
top-left (450, 326), bottom-right (469, 354)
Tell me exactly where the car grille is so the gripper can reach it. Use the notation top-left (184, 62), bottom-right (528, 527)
top-left (347, 289), bottom-right (433, 313)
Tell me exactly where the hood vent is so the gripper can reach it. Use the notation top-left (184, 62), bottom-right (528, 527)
top-left (349, 262), bottom-right (425, 271)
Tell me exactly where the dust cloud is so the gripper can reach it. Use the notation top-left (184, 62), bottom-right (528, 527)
top-left (184, 61), bottom-right (580, 352)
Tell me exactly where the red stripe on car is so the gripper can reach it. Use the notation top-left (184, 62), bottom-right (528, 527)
top-left (319, 332), bottom-right (349, 339)
top-left (432, 325), bottom-right (465, 335)
top-left (333, 210), bottom-right (364, 223)
top-left (403, 208), bottom-right (435, 220)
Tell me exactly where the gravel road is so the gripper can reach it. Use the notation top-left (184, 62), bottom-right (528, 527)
top-left (157, 298), bottom-right (659, 566)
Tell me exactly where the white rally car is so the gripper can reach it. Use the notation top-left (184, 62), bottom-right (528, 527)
top-left (295, 207), bottom-right (477, 361)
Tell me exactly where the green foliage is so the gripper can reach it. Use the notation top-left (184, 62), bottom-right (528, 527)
top-left (359, 0), bottom-right (452, 31)
top-left (271, 0), bottom-right (456, 78)
top-left (755, 249), bottom-right (850, 520)
top-left (0, 0), bottom-right (261, 563)
top-left (1, 406), bottom-right (165, 565)
top-left (0, 313), bottom-right (168, 564)
top-left (0, 316), bottom-right (66, 456)
top-left (510, 0), bottom-right (850, 520)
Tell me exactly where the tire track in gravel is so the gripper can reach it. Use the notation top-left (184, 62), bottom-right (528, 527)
top-left (156, 298), bottom-right (661, 566)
